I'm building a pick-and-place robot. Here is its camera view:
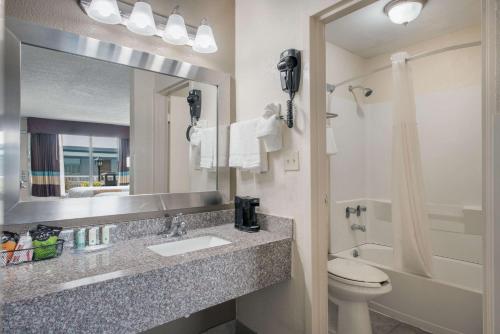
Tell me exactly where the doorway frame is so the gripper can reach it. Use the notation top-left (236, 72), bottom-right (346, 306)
top-left (304, 0), bottom-right (496, 333)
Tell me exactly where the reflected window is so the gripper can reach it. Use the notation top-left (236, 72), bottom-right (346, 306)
top-left (61, 135), bottom-right (119, 191)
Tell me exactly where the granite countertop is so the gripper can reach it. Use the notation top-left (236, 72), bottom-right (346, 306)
top-left (1, 213), bottom-right (292, 333)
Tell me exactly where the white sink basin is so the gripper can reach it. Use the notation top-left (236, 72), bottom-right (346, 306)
top-left (148, 236), bottom-right (231, 257)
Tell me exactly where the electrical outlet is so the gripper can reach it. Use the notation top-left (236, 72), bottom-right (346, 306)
top-left (284, 151), bottom-right (299, 171)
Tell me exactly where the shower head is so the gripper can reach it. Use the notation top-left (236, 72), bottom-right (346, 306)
top-left (326, 83), bottom-right (336, 94)
top-left (349, 85), bottom-right (374, 97)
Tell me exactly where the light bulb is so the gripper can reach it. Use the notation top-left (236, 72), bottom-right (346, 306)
top-left (163, 12), bottom-right (189, 45)
top-left (193, 19), bottom-right (218, 54)
top-left (87, 0), bottom-right (121, 25)
top-left (126, 2), bottom-right (156, 36)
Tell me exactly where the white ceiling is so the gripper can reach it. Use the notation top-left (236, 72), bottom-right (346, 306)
top-left (21, 45), bottom-right (132, 125)
top-left (325, 0), bottom-right (481, 58)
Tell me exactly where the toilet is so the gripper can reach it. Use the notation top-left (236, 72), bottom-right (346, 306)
top-left (328, 258), bottom-right (392, 334)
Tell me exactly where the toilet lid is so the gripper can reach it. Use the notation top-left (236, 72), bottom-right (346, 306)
top-left (328, 258), bottom-right (389, 284)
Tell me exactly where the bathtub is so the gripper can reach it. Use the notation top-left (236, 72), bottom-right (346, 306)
top-left (333, 244), bottom-right (482, 334)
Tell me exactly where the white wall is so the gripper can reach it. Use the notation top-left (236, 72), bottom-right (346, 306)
top-left (130, 69), bottom-right (156, 194)
top-left (132, 72), bottom-right (218, 195)
top-left (168, 82), bottom-right (218, 193)
top-left (187, 82), bottom-right (218, 192)
top-left (325, 42), bottom-right (369, 254)
top-left (328, 26), bottom-right (483, 263)
top-left (168, 95), bottom-right (191, 193)
top-left (234, 0), bottom-right (325, 333)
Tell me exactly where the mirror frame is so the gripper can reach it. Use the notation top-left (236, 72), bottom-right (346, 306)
top-left (4, 18), bottom-right (231, 226)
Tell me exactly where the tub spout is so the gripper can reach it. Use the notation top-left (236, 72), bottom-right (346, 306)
top-left (351, 224), bottom-right (366, 232)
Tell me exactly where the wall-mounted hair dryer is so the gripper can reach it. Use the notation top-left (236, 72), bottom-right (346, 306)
top-left (277, 49), bottom-right (301, 128)
top-left (187, 89), bottom-right (202, 123)
top-left (186, 89), bottom-right (202, 141)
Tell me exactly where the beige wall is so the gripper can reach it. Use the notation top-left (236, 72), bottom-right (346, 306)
top-left (6, 0), bottom-right (234, 75)
top-left (19, 118), bottom-right (29, 201)
top-left (168, 95), bottom-right (191, 193)
top-left (234, 0), bottom-right (325, 333)
top-left (364, 25), bottom-right (481, 103)
top-left (130, 70), bottom-right (156, 194)
top-left (168, 82), bottom-right (218, 193)
top-left (326, 41), bottom-right (366, 101)
top-left (327, 25), bottom-right (483, 261)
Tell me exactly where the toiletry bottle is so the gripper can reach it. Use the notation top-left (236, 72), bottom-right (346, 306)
top-left (11, 233), bottom-right (33, 264)
top-left (74, 228), bottom-right (86, 250)
top-left (87, 227), bottom-right (98, 246)
top-left (24, 232), bottom-right (33, 262)
top-left (95, 227), bottom-right (100, 245)
top-left (100, 225), bottom-right (110, 245)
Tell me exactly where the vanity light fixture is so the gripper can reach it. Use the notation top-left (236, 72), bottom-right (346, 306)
top-left (87, 0), bottom-right (121, 25)
top-left (384, 0), bottom-right (427, 25)
top-left (126, 1), bottom-right (156, 36)
top-left (193, 19), bottom-right (218, 54)
top-left (162, 6), bottom-right (189, 45)
top-left (80, 0), bottom-right (218, 53)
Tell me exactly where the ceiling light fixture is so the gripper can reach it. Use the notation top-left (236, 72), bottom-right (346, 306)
top-left (87, 0), bottom-right (121, 25)
top-left (162, 6), bottom-right (189, 45)
top-left (193, 19), bottom-right (218, 54)
top-left (80, 0), bottom-right (218, 53)
top-left (384, 0), bottom-right (427, 25)
top-left (126, 2), bottom-right (156, 36)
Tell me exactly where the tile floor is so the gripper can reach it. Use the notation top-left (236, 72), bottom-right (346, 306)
top-left (370, 311), bottom-right (430, 334)
top-left (329, 303), bottom-right (430, 334)
top-left (204, 309), bottom-right (430, 334)
top-left (203, 320), bottom-right (255, 334)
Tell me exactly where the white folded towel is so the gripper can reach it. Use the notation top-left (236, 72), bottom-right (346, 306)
top-left (256, 103), bottom-right (283, 152)
top-left (189, 127), bottom-right (202, 170)
top-left (326, 125), bottom-right (338, 155)
top-left (200, 127), bottom-right (217, 170)
top-left (229, 119), bottom-right (268, 173)
top-left (217, 125), bottom-right (229, 167)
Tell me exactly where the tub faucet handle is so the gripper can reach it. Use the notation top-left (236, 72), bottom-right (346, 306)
top-left (356, 205), bottom-right (367, 217)
top-left (345, 207), bottom-right (357, 218)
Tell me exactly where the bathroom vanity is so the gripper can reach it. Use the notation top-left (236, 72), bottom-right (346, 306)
top-left (1, 210), bottom-right (293, 333)
top-left (1, 18), bottom-right (292, 334)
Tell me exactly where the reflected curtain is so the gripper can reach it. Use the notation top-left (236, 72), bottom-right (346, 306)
top-left (391, 52), bottom-right (433, 278)
top-left (31, 133), bottom-right (61, 197)
top-left (119, 138), bottom-right (130, 185)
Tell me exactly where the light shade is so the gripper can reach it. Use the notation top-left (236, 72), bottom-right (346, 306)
top-left (87, 0), bottom-right (121, 25)
top-left (126, 2), bottom-right (156, 36)
top-left (384, 0), bottom-right (426, 25)
top-left (163, 13), bottom-right (189, 45)
top-left (193, 21), bottom-right (218, 54)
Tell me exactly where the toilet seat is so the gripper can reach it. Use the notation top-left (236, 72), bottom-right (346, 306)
top-left (328, 258), bottom-right (389, 288)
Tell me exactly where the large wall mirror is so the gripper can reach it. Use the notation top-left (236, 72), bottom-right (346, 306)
top-left (4, 18), bottom-right (231, 225)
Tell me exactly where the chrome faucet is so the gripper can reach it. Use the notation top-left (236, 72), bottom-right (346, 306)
top-left (165, 213), bottom-right (187, 237)
top-left (351, 224), bottom-right (366, 232)
top-left (345, 207), bottom-right (357, 218)
top-left (356, 205), bottom-right (367, 216)
top-left (346, 205), bottom-right (367, 218)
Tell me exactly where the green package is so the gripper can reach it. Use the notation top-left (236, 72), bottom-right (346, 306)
top-left (32, 236), bottom-right (58, 260)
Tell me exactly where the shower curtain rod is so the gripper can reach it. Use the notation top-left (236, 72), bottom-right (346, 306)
top-left (326, 41), bottom-right (481, 93)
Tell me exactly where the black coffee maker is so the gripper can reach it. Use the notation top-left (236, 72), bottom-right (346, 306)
top-left (234, 196), bottom-right (260, 232)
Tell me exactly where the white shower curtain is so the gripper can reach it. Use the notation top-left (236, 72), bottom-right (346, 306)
top-left (391, 52), bottom-right (433, 278)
